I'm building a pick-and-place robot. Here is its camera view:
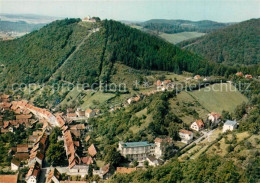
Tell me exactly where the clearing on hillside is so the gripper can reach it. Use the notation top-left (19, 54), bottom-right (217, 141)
top-left (188, 83), bottom-right (248, 113)
top-left (159, 32), bottom-right (205, 44)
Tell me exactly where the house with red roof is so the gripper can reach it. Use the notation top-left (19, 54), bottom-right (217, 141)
top-left (190, 119), bottom-right (205, 131)
top-left (88, 144), bottom-right (97, 157)
top-left (208, 112), bottom-right (221, 123)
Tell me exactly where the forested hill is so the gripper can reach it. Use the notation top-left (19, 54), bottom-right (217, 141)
top-left (0, 18), bottom-right (255, 87)
top-left (140, 19), bottom-right (231, 33)
top-left (179, 18), bottom-right (260, 65)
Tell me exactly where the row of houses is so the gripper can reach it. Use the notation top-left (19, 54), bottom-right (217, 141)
top-left (12, 100), bottom-right (58, 127)
top-left (55, 114), bottom-right (111, 179)
top-left (236, 72), bottom-right (253, 79)
top-left (66, 108), bottom-right (100, 120)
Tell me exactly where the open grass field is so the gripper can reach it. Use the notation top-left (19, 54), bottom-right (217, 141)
top-left (188, 83), bottom-right (248, 113)
top-left (159, 32), bottom-right (205, 44)
top-left (169, 91), bottom-right (209, 125)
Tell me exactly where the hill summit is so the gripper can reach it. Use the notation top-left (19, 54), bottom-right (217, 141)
top-left (0, 18), bottom-right (250, 87)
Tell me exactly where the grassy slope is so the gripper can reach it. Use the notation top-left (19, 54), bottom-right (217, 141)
top-left (159, 32), bottom-right (205, 44)
top-left (188, 83), bottom-right (248, 113)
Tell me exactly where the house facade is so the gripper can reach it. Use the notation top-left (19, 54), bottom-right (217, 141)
top-left (26, 162), bottom-right (41, 183)
top-left (208, 112), bottom-right (221, 123)
top-left (11, 159), bottom-right (20, 171)
top-left (179, 129), bottom-right (193, 144)
top-left (190, 119), bottom-right (204, 131)
top-left (223, 120), bottom-right (237, 133)
top-left (154, 137), bottom-right (173, 159)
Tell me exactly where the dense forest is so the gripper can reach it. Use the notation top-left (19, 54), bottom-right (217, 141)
top-left (179, 18), bottom-right (260, 66)
top-left (0, 18), bottom-right (258, 89)
top-left (140, 19), bottom-right (230, 33)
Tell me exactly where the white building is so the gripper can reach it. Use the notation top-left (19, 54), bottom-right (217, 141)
top-left (69, 165), bottom-right (89, 177)
top-left (154, 137), bottom-right (173, 159)
top-left (28, 151), bottom-right (44, 167)
top-left (11, 159), bottom-right (20, 171)
top-left (223, 120), bottom-right (237, 133)
top-left (179, 129), bottom-right (193, 144)
top-left (146, 155), bottom-right (162, 166)
top-left (190, 119), bottom-right (204, 131)
top-left (118, 141), bottom-right (155, 161)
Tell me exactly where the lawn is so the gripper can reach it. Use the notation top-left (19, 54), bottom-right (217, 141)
top-left (159, 32), bottom-right (205, 44)
top-left (188, 83), bottom-right (248, 113)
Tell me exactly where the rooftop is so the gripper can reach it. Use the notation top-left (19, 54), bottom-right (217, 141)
top-left (121, 141), bottom-right (154, 148)
top-left (224, 120), bottom-right (237, 126)
top-left (0, 174), bottom-right (18, 183)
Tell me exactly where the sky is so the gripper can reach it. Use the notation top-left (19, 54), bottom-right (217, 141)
top-left (0, 0), bottom-right (260, 22)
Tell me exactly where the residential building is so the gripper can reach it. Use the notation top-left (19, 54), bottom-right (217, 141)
top-left (223, 120), bottom-right (237, 133)
top-left (26, 162), bottom-right (41, 183)
top-left (179, 129), bottom-right (193, 144)
top-left (146, 155), bottom-right (163, 166)
top-left (76, 108), bottom-right (85, 117)
top-left (85, 109), bottom-right (95, 118)
top-left (17, 144), bottom-right (29, 153)
top-left (245, 74), bottom-right (253, 79)
top-left (45, 168), bottom-right (61, 183)
top-left (190, 119), bottom-right (204, 131)
top-left (81, 156), bottom-right (93, 165)
top-left (68, 164), bottom-right (89, 176)
top-left (208, 112), bottom-right (221, 123)
top-left (127, 95), bottom-right (141, 104)
top-left (154, 137), bottom-right (173, 159)
top-left (14, 152), bottom-right (29, 161)
top-left (88, 144), bottom-right (97, 157)
top-left (194, 75), bottom-right (201, 80)
top-left (118, 141), bottom-right (155, 161)
top-left (93, 163), bottom-right (110, 179)
top-left (236, 72), bottom-right (243, 77)
top-left (11, 159), bottom-right (20, 171)
top-left (28, 151), bottom-right (44, 167)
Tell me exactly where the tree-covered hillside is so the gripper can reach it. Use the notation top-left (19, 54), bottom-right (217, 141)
top-left (0, 18), bottom-right (258, 88)
top-left (179, 18), bottom-right (260, 65)
top-left (0, 18), bottom-right (88, 84)
top-left (140, 19), bottom-right (230, 33)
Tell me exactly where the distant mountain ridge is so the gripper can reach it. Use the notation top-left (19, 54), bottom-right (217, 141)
top-left (0, 20), bottom-right (45, 32)
top-left (138, 19), bottom-right (233, 33)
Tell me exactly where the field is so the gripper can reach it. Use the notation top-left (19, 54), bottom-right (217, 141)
top-left (159, 32), bottom-right (205, 44)
top-left (169, 91), bottom-right (209, 125)
top-left (188, 83), bottom-right (248, 113)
